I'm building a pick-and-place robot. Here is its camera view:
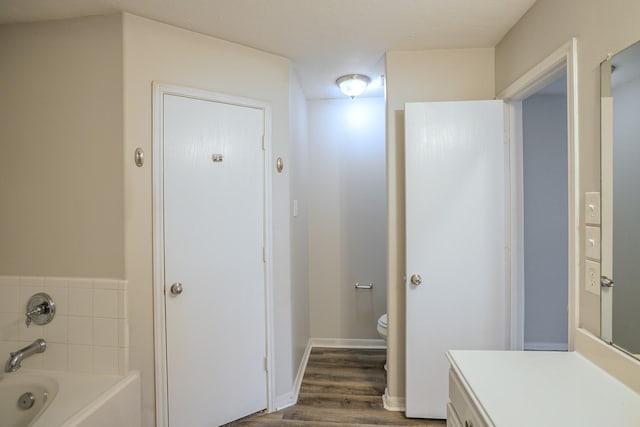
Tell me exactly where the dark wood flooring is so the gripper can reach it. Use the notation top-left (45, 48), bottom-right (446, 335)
top-left (232, 347), bottom-right (445, 426)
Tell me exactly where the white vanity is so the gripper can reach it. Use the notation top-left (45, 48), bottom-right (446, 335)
top-left (446, 350), bottom-right (640, 427)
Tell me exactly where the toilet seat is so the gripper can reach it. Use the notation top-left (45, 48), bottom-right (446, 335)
top-left (377, 314), bottom-right (388, 338)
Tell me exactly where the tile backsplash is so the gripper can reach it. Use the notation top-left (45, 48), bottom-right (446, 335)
top-left (0, 276), bottom-right (128, 375)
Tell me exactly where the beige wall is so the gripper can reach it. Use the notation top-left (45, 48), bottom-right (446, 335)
top-left (307, 97), bottom-right (387, 339)
top-left (495, 0), bottom-right (640, 339)
top-left (122, 14), bottom-right (292, 425)
top-left (0, 15), bottom-right (124, 278)
top-left (289, 69), bottom-right (311, 387)
top-left (385, 48), bottom-right (495, 400)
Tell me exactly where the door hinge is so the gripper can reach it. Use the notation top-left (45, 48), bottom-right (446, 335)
top-left (263, 247), bottom-right (266, 263)
top-left (261, 135), bottom-right (265, 151)
top-left (263, 357), bottom-right (268, 372)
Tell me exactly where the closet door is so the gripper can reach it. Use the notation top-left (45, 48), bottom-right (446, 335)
top-left (405, 100), bottom-right (509, 418)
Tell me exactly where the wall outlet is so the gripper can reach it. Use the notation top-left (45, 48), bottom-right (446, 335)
top-left (585, 259), bottom-right (601, 296)
top-left (585, 192), bottom-right (601, 225)
top-left (585, 226), bottom-right (601, 260)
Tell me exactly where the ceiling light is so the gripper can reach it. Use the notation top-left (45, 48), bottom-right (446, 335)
top-left (336, 74), bottom-right (371, 99)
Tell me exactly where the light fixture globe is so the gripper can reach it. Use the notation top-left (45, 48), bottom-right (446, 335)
top-left (336, 74), bottom-right (371, 98)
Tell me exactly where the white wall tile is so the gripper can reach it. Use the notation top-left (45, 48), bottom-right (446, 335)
top-left (45, 277), bottom-right (69, 288)
top-left (68, 316), bottom-right (92, 345)
top-left (0, 275), bottom-right (128, 375)
top-left (68, 344), bottom-right (92, 372)
top-left (0, 276), bottom-right (19, 287)
top-left (0, 287), bottom-right (19, 312)
top-left (18, 323), bottom-right (43, 342)
top-left (117, 290), bottom-right (127, 319)
top-left (44, 316), bottom-right (68, 343)
top-left (43, 342), bottom-right (68, 370)
top-left (68, 278), bottom-right (92, 288)
top-left (93, 289), bottom-right (118, 318)
top-left (0, 314), bottom-right (20, 340)
top-left (20, 276), bottom-right (45, 287)
top-left (93, 318), bottom-right (118, 347)
top-left (93, 346), bottom-right (118, 374)
top-left (93, 279), bottom-right (119, 290)
top-left (68, 288), bottom-right (93, 317)
top-left (118, 319), bottom-right (129, 348)
top-left (118, 347), bottom-right (129, 373)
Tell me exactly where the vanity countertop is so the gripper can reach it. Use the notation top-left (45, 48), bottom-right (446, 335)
top-left (446, 350), bottom-right (640, 427)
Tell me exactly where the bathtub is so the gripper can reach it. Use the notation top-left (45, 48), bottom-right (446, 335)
top-left (0, 369), bottom-right (140, 427)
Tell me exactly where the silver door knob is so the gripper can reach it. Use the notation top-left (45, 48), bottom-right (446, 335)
top-left (170, 283), bottom-right (183, 295)
top-left (410, 274), bottom-right (422, 286)
top-left (600, 276), bottom-right (614, 288)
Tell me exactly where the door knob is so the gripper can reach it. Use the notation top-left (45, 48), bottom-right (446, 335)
top-left (410, 274), bottom-right (422, 286)
top-left (170, 283), bottom-right (183, 295)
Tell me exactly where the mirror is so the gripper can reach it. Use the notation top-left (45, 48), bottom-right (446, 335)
top-left (600, 41), bottom-right (640, 358)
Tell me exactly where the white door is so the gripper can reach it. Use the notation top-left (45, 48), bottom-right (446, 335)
top-left (163, 93), bottom-right (267, 426)
top-left (405, 100), bottom-right (509, 418)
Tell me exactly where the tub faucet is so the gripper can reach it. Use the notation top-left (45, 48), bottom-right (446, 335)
top-left (4, 339), bottom-right (46, 372)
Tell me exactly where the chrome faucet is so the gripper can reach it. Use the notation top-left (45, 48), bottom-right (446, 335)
top-left (4, 339), bottom-right (46, 372)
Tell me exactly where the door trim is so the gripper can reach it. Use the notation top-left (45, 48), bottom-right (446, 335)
top-left (497, 38), bottom-right (579, 351)
top-left (151, 82), bottom-right (275, 426)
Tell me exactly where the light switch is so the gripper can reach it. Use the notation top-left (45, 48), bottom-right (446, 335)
top-left (585, 192), bottom-right (601, 225)
top-left (585, 259), bottom-right (601, 296)
top-left (585, 226), bottom-right (601, 260)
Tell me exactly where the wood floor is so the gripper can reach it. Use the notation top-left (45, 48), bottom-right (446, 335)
top-left (231, 348), bottom-right (445, 426)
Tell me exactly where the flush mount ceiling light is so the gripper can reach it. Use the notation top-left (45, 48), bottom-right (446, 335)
top-left (336, 74), bottom-right (371, 99)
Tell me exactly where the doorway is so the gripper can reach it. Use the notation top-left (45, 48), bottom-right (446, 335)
top-left (521, 74), bottom-right (569, 351)
top-left (499, 39), bottom-right (580, 351)
top-left (152, 84), bottom-right (275, 426)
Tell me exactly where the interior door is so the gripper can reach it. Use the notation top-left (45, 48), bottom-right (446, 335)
top-left (163, 93), bottom-right (267, 426)
top-left (405, 100), bottom-right (509, 418)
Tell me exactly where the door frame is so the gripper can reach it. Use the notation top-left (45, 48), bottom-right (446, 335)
top-left (497, 39), bottom-right (579, 351)
top-left (151, 82), bottom-right (275, 426)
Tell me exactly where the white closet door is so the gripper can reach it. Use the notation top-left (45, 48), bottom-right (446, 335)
top-left (405, 100), bottom-right (509, 418)
top-left (163, 93), bottom-right (267, 426)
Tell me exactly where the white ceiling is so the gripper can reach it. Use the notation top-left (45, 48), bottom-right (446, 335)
top-left (0, 0), bottom-right (537, 99)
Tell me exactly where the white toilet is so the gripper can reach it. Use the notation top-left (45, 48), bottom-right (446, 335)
top-left (377, 313), bottom-right (388, 340)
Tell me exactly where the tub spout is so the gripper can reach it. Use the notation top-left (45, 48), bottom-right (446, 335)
top-left (4, 339), bottom-right (46, 372)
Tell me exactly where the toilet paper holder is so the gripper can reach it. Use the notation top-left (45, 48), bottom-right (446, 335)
top-left (354, 282), bottom-right (374, 290)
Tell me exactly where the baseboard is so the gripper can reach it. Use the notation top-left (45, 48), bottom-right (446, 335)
top-left (275, 339), bottom-right (313, 411)
top-left (382, 388), bottom-right (405, 411)
top-left (524, 341), bottom-right (569, 351)
top-left (310, 337), bottom-right (387, 349)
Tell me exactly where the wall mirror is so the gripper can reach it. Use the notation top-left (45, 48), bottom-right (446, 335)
top-left (600, 40), bottom-right (640, 359)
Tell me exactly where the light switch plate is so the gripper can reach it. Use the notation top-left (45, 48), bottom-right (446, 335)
top-left (585, 192), bottom-right (601, 225)
top-left (585, 259), bottom-right (601, 296)
top-left (585, 226), bottom-right (601, 260)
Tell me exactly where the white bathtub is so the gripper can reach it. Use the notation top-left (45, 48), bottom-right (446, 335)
top-left (0, 369), bottom-right (140, 427)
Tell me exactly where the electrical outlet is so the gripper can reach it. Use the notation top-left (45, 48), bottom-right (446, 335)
top-left (585, 192), bottom-right (601, 225)
top-left (585, 226), bottom-right (601, 260)
top-left (585, 259), bottom-right (601, 296)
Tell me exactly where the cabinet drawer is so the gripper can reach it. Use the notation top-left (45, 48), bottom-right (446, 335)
top-left (449, 369), bottom-right (489, 427)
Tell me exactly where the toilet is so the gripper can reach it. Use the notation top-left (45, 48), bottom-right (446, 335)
top-left (377, 313), bottom-right (388, 340)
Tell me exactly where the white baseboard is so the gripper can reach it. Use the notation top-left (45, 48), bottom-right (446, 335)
top-left (524, 341), bottom-right (569, 351)
top-left (310, 337), bottom-right (387, 349)
top-left (275, 339), bottom-right (313, 411)
top-left (382, 388), bottom-right (405, 411)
